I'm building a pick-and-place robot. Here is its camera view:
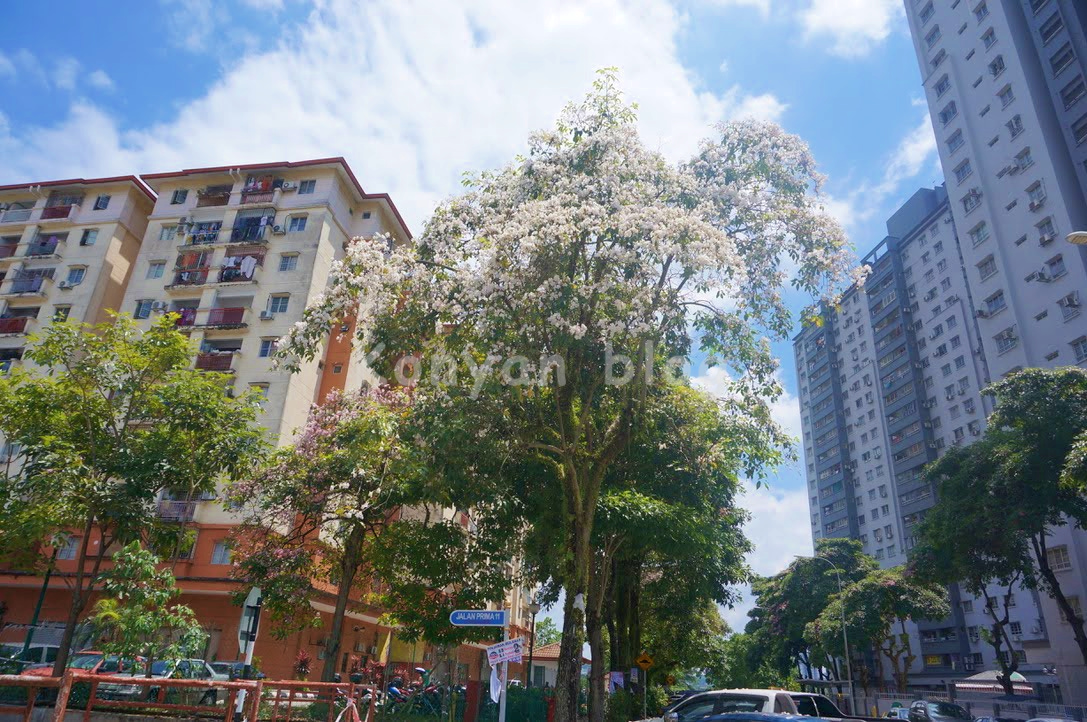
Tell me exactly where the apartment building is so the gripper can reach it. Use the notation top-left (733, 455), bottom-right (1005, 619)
top-left (0, 176), bottom-right (154, 374)
top-left (796, 187), bottom-right (1061, 697)
top-left (900, 0), bottom-right (1087, 697)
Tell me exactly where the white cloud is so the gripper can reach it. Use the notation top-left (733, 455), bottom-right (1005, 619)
top-left (0, 53), bottom-right (14, 78)
top-left (240, 0), bottom-right (284, 9)
top-left (53, 58), bottom-right (81, 91)
top-left (720, 480), bottom-right (813, 631)
top-left (823, 112), bottom-right (937, 236)
top-left (87, 70), bottom-right (115, 92)
top-left (161, 0), bottom-right (229, 52)
top-left (718, 60), bottom-right (729, 74)
top-left (703, 0), bottom-right (771, 16)
top-left (0, 0), bottom-right (787, 231)
top-left (800, 0), bottom-right (903, 58)
top-left (731, 91), bottom-right (788, 123)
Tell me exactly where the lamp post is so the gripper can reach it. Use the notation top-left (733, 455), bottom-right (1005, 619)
top-left (798, 555), bottom-right (854, 714)
top-left (526, 600), bottom-right (541, 687)
top-left (1066, 231), bottom-right (1087, 245)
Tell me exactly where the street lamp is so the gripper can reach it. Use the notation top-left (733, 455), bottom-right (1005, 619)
top-left (526, 599), bottom-right (542, 687)
top-left (1067, 231), bottom-right (1087, 245)
top-left (797, 555), bottom-right (854, 715)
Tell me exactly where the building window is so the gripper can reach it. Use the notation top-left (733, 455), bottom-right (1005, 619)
top-left (250, 383), bottom-right (270, 409)
top-left (994, 327), bottom-right (1018, 354)
top-left (288, 216), bottom-right (307, 232)
top-left (1059, 293), bottom-right (1081, 321)
top-left (926, 26), bottom-right (942, 49)
top-left (66, 267), bottom-right (86, 285)
top-left (57, 536), bottom-right (80, 560)
top-left (1051, 43), bottom-right (1075, 76)
top-left (54, 306), bottom-right (71, 322)
top-left (989, 55), bottom-right (1006, 77)
top-left (147, 261), bottom-right (165, 280)
top-left (939, 101), bottom-right (958, 125)
top-left (211, 541), bottom-right (232, 565)
top-left (985, 291), bottom-right (1007, 315)
top-left (947, 130), bottom-right (965, 153)
top-left (931, 49), bottom-right (947, 70)
top-left (259, 338), bottom-right (278, 357)
top-left (1048, 545), bottom-right (1072, 571)
top-left (935, 75), bottom-right (951, 97)
top-left (1073, 337), bottom-right (1087, 362)
top-left (974, 1), bottom-right (989, 22)
top-left (93, 194), bottom-right (111, 210)
top-left (159, 225), bottom-right (177, 241)
top-left (982, 28), bottom-right (996, 49)
top-left (268, 295), bottom-right (290, 314)
top-left (134, 299), bottom-right (154, 319)
top-left (1028, 181), bottom-right (1047, 208)
top-left (279, 254), bottom-right (298, 272)
top-left (170, 189), bottom-right (188, 205)
top-left (1061, 76), bottom-right (1086, 110)
top-left (1060, 596), bottom-right (1083, 623)
top-left (298, 179), bottom-right (316, 194)
top-left (977, 255), bottom-right (997, 280)
top-left (1073, 113), bottom-right (1087, 145)
top-left (953, 160), bottom-right (972, 183)
top-left (997, 84), bottom-right (1014, 107)
top-left (968, 222), bottom-right (989, 246)
top-left (920, 2), bottom-right (934, 24)
top-left (78, 229), bottom-right (98, 247)
top-left (333, 363), bottom-right (343, 374)
top-left (962, 190), bottom-right (982, 213)
top-left (1040, 12), bottom-right (1065, 45)
top-left (1006, 114), bottom-right (1024, 138)
top-left (1016, 147), bottom-right (1035, 170)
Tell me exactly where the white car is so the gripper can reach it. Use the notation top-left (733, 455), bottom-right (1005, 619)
top-left (662, 689), bottom-right (799, 722)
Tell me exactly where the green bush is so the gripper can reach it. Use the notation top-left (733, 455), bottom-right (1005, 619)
top-left (605, 690), bottom-right (635, 722)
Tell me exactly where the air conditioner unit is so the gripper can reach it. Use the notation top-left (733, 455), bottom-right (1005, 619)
top-left (963, 660), bottom-right (975, 671)
top-left (259, 311), bottom-right (275, 321)
top-left (151, 301), bottom-right (168, 312)
top-left (928, 442), bottom-right (939, 449)
top-left (57, 281), bottom-right (72, 289)
top-left (958, 388), bottom-right (967, 396)
top-left (272, 225), bottom-right (286, 235)
top-left (975, 309), bottom-right (990, 318)
top-left (1029, 200), bottom-right (1045, 212)
top-left (1040, 234), bottom-right (1055, 246)
top-left (970, 428), bottom-right (981, 436)
top-left (886, 529), bottom-right (894, 538)
top-left (281, 181), bottom-right (297, 191)
top-left (178, 217), bottom-right (189, 225)
top-left (923, 421), bottom-right (932, 428)
top-left (946, 393), bottom-right (956, 401)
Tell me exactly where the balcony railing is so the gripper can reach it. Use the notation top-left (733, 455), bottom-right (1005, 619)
top-left (0, 245), bottom-right (18, 259)
top-left (171, 269), bottom-right (209, 286)
top-left (26, 241), bottom-right (59, 257)
top-left (240, 190), bottom-right (274, 204)
top-left (0, 317), bottom-right (30, 334)
top-left (175, 308), bottom-right (198, 327)
top-left (202, 307), bottom-right (247, 327)
top-left (230, 226), bottom-right (268, 243)
top-left (195, 190), bottom-right (231, 208)
top-left (40, 205), bottom-right (75, 220)
top-left (9, 278), bottom-right (47, 294)
top-left (195, 352), bottom-right (235, 371)
top-left (0, 209), bottom-right (32, 223)
top-left (157, 500), bottom-right (198, 522)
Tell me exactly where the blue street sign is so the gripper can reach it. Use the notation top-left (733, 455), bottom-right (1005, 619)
top-left (450, 609), bottom-right (508, 627)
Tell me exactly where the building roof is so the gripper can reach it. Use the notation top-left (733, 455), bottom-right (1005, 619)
top-left (529, 642), bottom-right (590, 664)
top-left (0, 175), bottom-right (155, 202)
top-left (140, 157), bottom-right (412, 238)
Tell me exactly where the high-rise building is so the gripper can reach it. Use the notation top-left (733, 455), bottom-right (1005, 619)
top-left (899, 0), bottom-right (1087, 697)
top-left (796, 186), bottom-right (1065, 697)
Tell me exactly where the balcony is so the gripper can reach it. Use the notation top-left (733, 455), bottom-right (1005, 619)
top-left (184, 225), bottom-right (223, 245)
top-left (0, 244), bottom-right (18, 259)
top-left (26, 240), bottom-right (60, 257)
top-left (0, 208), bottom-right (32, 224)
top-left (195, 352), bottom-right (235, 372)
top-left (196, 189), bottom-right (231, 208)
top-left (5, 277), bottom-right (49, 296)
top-left (157, 500), bottom-right (198, 522)
top-left (174, 308), bottom-right (198, 328)
top-left (0, 317), bottom-right (30, 335)
top-left (240, 190), bottom-right (273, 204)
top-left (40, 205), bottom-right (76, 221)
top-left (229, 225), bottom-right (268, 243)
top-left (201, 307), bottom-right (247, 328)
top-left (170, 268), bottom-right (209, 287)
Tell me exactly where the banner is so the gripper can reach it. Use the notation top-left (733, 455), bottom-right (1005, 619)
top-left (486, 638), bottom-right (524, 666)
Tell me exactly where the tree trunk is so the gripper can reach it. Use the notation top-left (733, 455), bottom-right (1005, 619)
top-left (52, 517), bottom-right (98, 676)
top-left (321, 524), bottom-right (366, 682)
top-left (1032, 533), bottom-right (1087, 666)
top-left (555, 512), bottom-right (591, 722)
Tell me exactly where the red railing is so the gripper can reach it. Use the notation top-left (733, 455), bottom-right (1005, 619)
top-left (196, 353), bottom-right (234, 371)
top-left (196, 190), bottom-right (231, 207)
top-left (203, 307), bottom-right (246, 326)
top-left (40, 205), bottom-right (74, 220)
top-left (0, 317), bottom-right (29, 334)
top-left (0, 245), bottom-right (18, 259)
top-left (241, 191), bottom-right (274, 204)
top-left (176, 308), bottom-right (198, 327)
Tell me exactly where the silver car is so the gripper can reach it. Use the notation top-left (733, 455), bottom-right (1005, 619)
top-left (99, 658), bottom-right (219, 705)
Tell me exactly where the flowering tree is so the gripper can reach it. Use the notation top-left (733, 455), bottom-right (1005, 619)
top-left (280, 70), bottom-right (856, 720)
top-left (229, 389), bottom-right (420, 682)
top-left (0, 314), bottom-right (265, 675)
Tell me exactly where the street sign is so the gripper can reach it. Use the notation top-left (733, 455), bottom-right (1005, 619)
top-left (635, 653), bottom-right (654, 671)
top-left (450, 609), bottom-right (508, 627)
top-left (486, 638), bottom-right (523, 665)
top-left (238, 588), bottom-right (263, 647)
top-left (665, 674), bottom-right (677, 686)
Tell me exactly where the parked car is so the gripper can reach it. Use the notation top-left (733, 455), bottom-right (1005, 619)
top-left (209, 661), bottom-right (265, 681)
top-left (908, 701), bottom-right (971, 722)
top-left (885, 710), bottom-right (910, 720)
top-left (0, 644), bottom-right (60, 673)
top-left (790, 693), bottom-right (861, 721)
top-left (702, 713), bottom-right (837, 722)
top-left (99, 659), bottom-right (219, 705)
top-left (20, 650), bottom-right (136, 678)
top-left (663, 690), bottom-right (800, 722)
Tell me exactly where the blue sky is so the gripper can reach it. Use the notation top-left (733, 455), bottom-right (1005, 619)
top-left (0, 0), bottom-right (943, 631)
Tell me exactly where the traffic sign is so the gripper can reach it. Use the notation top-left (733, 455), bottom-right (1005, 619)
top-left (450, 609), bottom-right (508, 627)
top-left (635, 653), bottom-right (654, 670)
top-left (665, 674), bottom-right (677, 686)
